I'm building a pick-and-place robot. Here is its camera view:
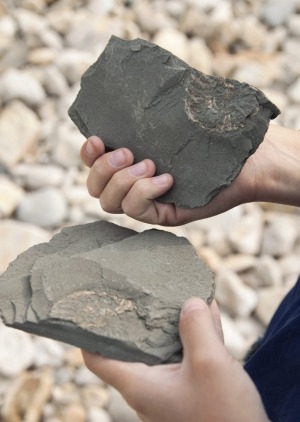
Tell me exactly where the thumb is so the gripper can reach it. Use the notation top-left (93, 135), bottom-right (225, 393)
top-left (179, 298), bottom-right (224, 366)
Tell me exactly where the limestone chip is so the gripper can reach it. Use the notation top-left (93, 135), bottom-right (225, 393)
top-left (0, 101), bottom-right (40, 166)
top-left (215, 269), bottom-right (257, 317)
top-left (0, 68), bottom-right (46, 106)
top-left (0, 176), bottom-right (24, 218)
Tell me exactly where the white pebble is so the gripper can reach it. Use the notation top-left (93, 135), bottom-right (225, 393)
top-left (88, 408), bottom-right (112, 422)
top-left (0, 69), bottom-right (46, 107)
top-left (0, 175), bottom-right (24, 218)
top-left (215, 269), bottom-right (258, 317)
top-left (16, 187), bottom-right (68, 228)
top-left (0, 323), bottom-right (35, 377)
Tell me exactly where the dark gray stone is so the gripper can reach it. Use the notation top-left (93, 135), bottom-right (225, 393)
top-left (0, 221), bottom-right (214, 365)
top-left (69, 36), bottom-right (280, 208)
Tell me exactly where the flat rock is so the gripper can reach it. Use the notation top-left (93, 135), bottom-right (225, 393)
top-left (0, 221), bottom-right (214, 365)
top-left (69, 36), bottom-right (280, 208)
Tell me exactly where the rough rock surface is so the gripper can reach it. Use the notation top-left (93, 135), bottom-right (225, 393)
top-left (0, 221), bottom-right (214, 365)
top-left (69, 36), bottom-right (280, 208)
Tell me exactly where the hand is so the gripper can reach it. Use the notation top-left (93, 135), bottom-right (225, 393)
top-left (82, 299), bottom-right (270, 422)
top-left (80, 125), bottom-right (300, 225)
top-left (80, 136), bottom-right (257, 226)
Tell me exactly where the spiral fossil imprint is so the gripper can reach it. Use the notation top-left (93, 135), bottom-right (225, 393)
top-left (69, 36), bottom-right (280, 207)
top-left (184, 71), bottom-right (275, 133)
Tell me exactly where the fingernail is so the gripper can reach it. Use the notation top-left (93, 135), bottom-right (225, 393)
top-left (108, 150), bottom-right (127, 168)
top-left (129, 161), bottom-right (147, 177)
top-left (152, 174), bottom-right (170, 186)
top-left (181, 298), bottom-right (206, 316)
top-left (86, 140), bottom-right (95, 155)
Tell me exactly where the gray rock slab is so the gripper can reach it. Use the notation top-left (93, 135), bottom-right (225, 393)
top-left (0, 221), bottom-right (214, 365)
top-left (0, 221), bottom-right (135, 325)
top-left (69, 35), bottom-right (280, 208)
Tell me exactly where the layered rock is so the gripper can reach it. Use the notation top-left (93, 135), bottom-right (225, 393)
top-left (69, 36), bottom-right (280, 208)
top-left (0, 221), bottom-right (214, 365)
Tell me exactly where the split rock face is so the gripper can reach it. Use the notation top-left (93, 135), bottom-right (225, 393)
top-left (69, 36), bottom-right (280, 208)
top-left (0, 221), bottom-right (214, 365)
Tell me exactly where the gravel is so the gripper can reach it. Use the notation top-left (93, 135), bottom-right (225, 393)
top-left (0, 0), bottom-right (300, 420)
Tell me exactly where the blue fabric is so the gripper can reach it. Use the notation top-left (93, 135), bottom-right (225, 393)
top-left (245, 276), bottom-right (300, 422)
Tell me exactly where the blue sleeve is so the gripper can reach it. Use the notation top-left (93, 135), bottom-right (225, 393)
top-left (244, 277), bottom-right (300, 422)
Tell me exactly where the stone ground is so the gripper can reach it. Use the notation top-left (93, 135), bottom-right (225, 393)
top-left (0, 0), bottom-right (300, 421)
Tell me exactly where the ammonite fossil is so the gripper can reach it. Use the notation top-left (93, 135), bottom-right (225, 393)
top-left (69, 36), bottom-right (280, 207)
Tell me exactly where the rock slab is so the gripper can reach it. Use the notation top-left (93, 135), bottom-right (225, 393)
top-left (69, 36), bottom-right (280, 208)
top-left (0, 221), bottom-right (214, 364)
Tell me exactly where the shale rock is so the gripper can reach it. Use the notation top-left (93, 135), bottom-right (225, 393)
top-left (69, 36), bottom-right (280, 208)
top-left (0, 221), bottom-right (214, 365)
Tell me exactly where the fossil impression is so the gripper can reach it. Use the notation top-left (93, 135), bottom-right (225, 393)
top-left (69, 36), bottom-right (280, 208)
top-left (0, 221), bottom-right (214, 365)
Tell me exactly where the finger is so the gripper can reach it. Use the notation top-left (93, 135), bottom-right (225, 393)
top-left (121, 174), bottom-right (174, 224)
top-left (179, 298), bottom-right (223, 368)
top-left (87, 148), bottom-right (134, 198)
top-left (210, 300), bottom-right (224, 343)
top-left (100, 159), bottom-right (156, 213)
top-left (82, 350), bottom-right (147, 396)
top-left (80, 136), bottom-right (106, 168)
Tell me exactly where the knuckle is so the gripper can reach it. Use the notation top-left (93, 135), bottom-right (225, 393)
top-left (121, 196), bottom-right (134, 216)
top-left (99, 196), bottom-right (115, 213)
top-left (86, 175), bottom-right (100, 198)
top-left (86, 182), bottom-right (99, 198)
top-left (92, 157), bottom-right (106, 177)
top-left (112, 171), bottom-right (128, 191)
top-left (130, 178), bottom-right (150, 199)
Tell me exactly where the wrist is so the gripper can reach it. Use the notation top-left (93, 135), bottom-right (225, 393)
top-left (251, 124), bottom-right (300, 206)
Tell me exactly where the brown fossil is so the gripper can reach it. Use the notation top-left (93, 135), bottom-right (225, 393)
top-left (0, 221), bottom-right (214, 365)
top-left (69, 36), bottom-right (280, 208)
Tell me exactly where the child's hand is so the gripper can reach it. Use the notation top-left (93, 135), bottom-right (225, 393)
top-left (82, 299), bottom-right (270, 422)
top-left (80, 135), bottom-right (256, 226)
top-left (81, 126), bottom-right (300, 225)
